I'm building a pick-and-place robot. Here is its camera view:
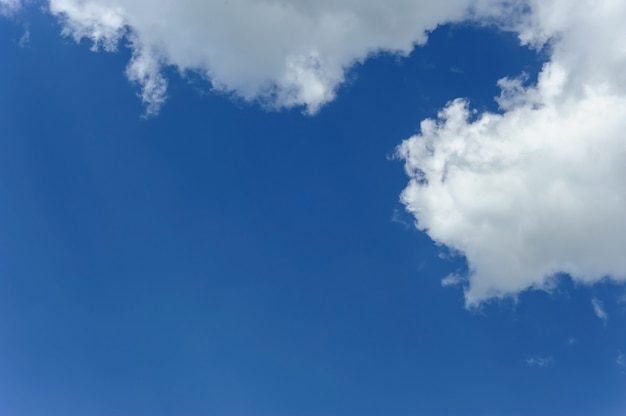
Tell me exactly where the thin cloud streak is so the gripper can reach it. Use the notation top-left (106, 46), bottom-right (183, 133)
top-left (526, 356), bottom-right (553, 367)
top-left (592, 298), bottom-right (608, 323)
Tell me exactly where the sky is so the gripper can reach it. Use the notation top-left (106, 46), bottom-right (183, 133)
top-left (1, 1), bottom-right (626, 415)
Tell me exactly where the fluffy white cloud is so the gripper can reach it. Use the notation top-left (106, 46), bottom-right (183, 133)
top-left (43, 0), bottom-right (507, 115)
top-left (398, 0), bottom-right (626, 306)
top-left (7, 1), bottom-right (625, 307)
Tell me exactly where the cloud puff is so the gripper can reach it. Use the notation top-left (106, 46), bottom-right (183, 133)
top-left (43, 0), bottom-right (505, 115)
top-left (398, 0), bottom-right (626, 306)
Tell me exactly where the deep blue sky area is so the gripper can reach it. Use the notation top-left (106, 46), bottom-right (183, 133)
top-left (1, 10), bottom-right (625, 416)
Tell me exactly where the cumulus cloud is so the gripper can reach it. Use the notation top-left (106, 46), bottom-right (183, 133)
top-left (398, 0), bottom-right (626, 306)
top-left (592, 298), bottom-right (608, 323)
top-left (5, 1), bottom-right (625, 307)
top-left (41, 0), bottom-right (507, 115)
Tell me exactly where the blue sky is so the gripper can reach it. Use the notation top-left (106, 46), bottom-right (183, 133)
top-left (2, 2), bottom-right (626, 415)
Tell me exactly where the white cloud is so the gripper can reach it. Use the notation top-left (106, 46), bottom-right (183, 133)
top-left (526, 356), bottom-right (552, 367)
top-left (17, 26), bottom-right (29, 46)
top-left (0, 0), bottom-right (21, 15)
top-left (5, 1), bottom-right (625, 307)
top-left (398, 0), bottom-right (626, 307)
top-left (592, 298), bottom-right (608, 323)
top-left (42, 0), bottom-right (508, 115)
top-left (391, 208), bottom-right (412, 229)
top-left (441, 274), bottom-right (465, 287)
top-left (618, 353), bottom-right (625, 367)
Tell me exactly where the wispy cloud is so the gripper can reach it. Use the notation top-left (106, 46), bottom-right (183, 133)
top-left (441, 274), bottom-right (464, 287)
top-left (0, 0), bottom-right (20, 16)
top-left (18, 27), bottom-right (29, 47)
top-left (592, 298), bottom-right (608, 324)
top-left (391, 209), bottom-right (412, 229)
top-left (617, 353), bottom-right (625, 367)
top-left (526, 356), bottom-right (553, 368)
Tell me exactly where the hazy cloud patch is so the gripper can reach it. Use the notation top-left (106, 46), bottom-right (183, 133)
top-left (0, 0), bottom-right (21, 15)
top-left (526, 356), bottom-right (552, 367)
top-left (441, 274), bottom-right (465, 287)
